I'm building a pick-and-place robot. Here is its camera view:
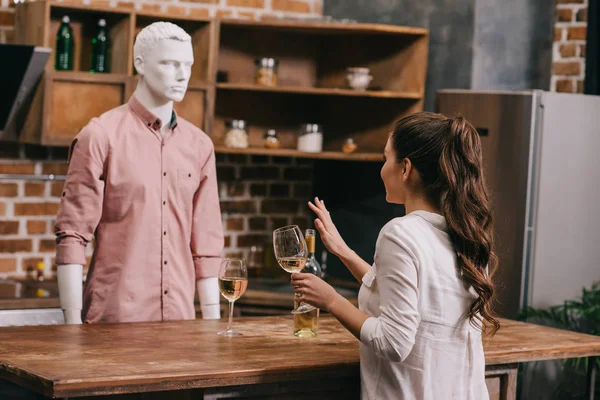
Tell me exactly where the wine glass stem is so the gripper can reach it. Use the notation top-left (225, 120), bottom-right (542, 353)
top-left (227, 300), bottom-right (234, 332)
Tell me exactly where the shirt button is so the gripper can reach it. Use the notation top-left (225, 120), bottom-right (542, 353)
top-left (163, 231), bottom-right (166, 236)
top-left (164, 261), bottom-right (167, 265)
top-left (147, 122), bottom-right (151, 127)
top-left (163, 201), bottom-right (166, 205)
top-left (188, 173), bottom-right (191, 177)
top-left (163, 172), bottom-right (166, 176)
top-left (164, 290), bottom-right (168, 295)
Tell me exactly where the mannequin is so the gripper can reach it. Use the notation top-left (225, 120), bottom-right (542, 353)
top-left (57, 22), bottom-right (221, 324)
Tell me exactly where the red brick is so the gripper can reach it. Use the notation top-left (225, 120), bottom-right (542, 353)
top-left (260, 13), bottom-right (279, 20)
top-left (577, 80), bottom-right (584, 93)
top-left (580, 44), bottom-right (586, 57)
top-left (27, 220), bottom-right (47, 234)
top-left (167, 5), bottom-right (188, 15)
top-left (250, 184), bottom-right (267, 196)
top-left (241, 166), bottom-right (280, 180)
top-left (270, 217), bottom-right (288, 230)
top-left (25, 182), bottom-right (45, 197)
top-left (224, 236), bottom-right (231, 247)
top-left (556, 79), bottom-right (574, 93)
top-left (0, 239), bottom-right (32, 253)
top-left (189, 7), bottom-right (210, 18)
top-left (0, 162), bottom-right (35, 174)
top-left (556, 8), bottom-right (573, 21)
top-left (552, 61), bottom-right (581, 76)
top-left (567, 26), bottom-right (587, 40)
top-left (117, 1), bottom-right (136, 9)
top-left (180, 0), bottom-right (216, 3)
top-left (14, 202), bottom-right (60, 216)
top-left (0, 202), bottom-right (5, 216)
top-left (39, 239), bottom-right (56, 252)
top-left (294, 183), bottom-right (311, 197)
top-left (89, 0), bottom-right (111, 7)
top-left (576, 7), bottom-right (587, 21)
top-left (226, 0), bottom-right (264, 7)
top-left (0, 221), bottom-right (19, 235)
top-left (226, 217), bottom-right (245, 231)
top-left (226, 183), bottom-right (246, 197)
top-left (0, 10), bottom-right (14, 26)
top-left (559, 43), bottom-right (577, 58)
top-left (0, 258), bottom-right (17, 273)
top-left (555, 28), bottom-right (563, 41)
top-left (283, 167), bottom-right (311, 180)
top-left (237, 11), bottom-right (257, 19)
top-left (220, 200), bottom-right (256, 213)
top-left (556, 0), bottom-right (583, 3)
top-left (217, 166), bottom-right (236, 181)
top-left (42, 163), bottom-right (68, 175)
top-left (272, 0), bottom-right (310, 13)
top-left (140, 3), bottom-right (162, 12)
top-left (237, 234), bottom-right (268, 247)
top-left (261, 199), bottom-right (299, 214)
top-left (51, 182), bottom-right (64, 198)
top-left (216, 10), bottom-right (233, 18)
top-left (249, 217), bottom-right (267, 231)
top-left (313, 0), bottom-right (323, 14)
top-left (0, 183), bottom-right (18, 197)
top-left (228, 154), bottom-right (248, 163)
top-left (269, 183), bottom-right (290, 197)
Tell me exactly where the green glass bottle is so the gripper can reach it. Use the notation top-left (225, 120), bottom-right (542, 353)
top-left (55, 15), bottom-right (73, 71)
top-left (91, 19), bottom-right (109, 73)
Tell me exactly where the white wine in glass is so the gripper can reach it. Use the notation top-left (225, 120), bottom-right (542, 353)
top-left (273, 225), bottom-right (315, 314)
top-left (217, 258), bottom-right (248, 337)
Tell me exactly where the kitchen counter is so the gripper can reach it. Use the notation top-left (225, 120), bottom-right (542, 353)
top-left (1, 316), bottom-right (599, 399)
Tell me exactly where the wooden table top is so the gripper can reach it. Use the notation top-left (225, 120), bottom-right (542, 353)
top-left (0, 316), bottom-right (599, 398)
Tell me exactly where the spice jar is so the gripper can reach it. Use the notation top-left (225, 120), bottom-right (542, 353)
top-left (297, 124), bottom-right (323, 153)
top-left (342, 137), bottom-right (358, 153)
top-left (224, 119), bottom-right (249, 149)
top-left (255, 58), bottom-right (278, 86)
top-left (263, 129), bottom-right (280, 149)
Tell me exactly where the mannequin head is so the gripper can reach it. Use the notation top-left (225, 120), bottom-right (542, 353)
top-left (133, 22), bottom-right (193, 103)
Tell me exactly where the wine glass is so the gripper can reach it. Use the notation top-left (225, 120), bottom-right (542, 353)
top-left (273, 225), bottom-right (316, 315)
top-left (217, 258), bottom-right (248, 337)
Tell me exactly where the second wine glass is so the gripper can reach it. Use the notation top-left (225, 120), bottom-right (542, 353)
top-left (217, 258), bottom-right (248, 337)
top-left (273, 225), bottom-right (316, 314)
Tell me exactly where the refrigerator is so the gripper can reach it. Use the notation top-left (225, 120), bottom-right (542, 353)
top-left (437, 90), bottom-right (600, 318)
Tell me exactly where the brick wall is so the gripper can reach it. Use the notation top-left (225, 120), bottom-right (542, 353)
top-left (0, 0), bottom-right (322, 278)
top-left (552, 0), bottom-right (588, 93)
top-left (0, 143), bottom-right (314, 278)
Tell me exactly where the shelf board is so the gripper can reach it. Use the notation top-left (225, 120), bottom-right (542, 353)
top-left (220, 18), bottom-right (428, 36)
top-left (216, 83), bottom-right (422, 100)
top-left (48, 71), bottom-right (129, 84)
top-left (214, 146), bottom-right (383, 162)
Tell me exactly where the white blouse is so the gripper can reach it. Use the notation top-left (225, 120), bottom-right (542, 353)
top-left (358, 210), bottom-right (489, 400)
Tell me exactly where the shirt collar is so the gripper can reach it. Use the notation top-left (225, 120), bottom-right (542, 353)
top-left (408, 210), bottom-right (448, 232)
top-left (128, 94), bottom-right (178, 131)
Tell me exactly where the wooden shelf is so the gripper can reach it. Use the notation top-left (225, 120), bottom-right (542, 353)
top-left (49, 71), bottom-right (129, 83)
top-left (216, 83), bottom-right (422, 99)
top-left (214, 146), bottom-right (383, 162)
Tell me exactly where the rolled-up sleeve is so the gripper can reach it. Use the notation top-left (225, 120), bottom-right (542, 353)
top-left (360, 226), bottom-right (421, 362)
top-left (54, 121), bottom-right (107, 265)
top-left (191, 143), bottom-right (224, 279)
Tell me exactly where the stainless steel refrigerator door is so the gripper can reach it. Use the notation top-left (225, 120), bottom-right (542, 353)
top-left (527, 92), bottom-right (600, 309)
top-left (436, 90), bottom-right (534, 318)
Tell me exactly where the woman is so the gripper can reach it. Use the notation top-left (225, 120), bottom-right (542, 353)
top-left (292, 112), bottom-right (499, 400)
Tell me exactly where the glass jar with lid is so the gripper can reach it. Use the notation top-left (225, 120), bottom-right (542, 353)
top-left (255, 58), bottom-right (279, 86)
top-left (224, 119), bottom-right (249, 149)
top-left (297, 124), bottom-right (323, 153)
top-left (263, 129), bottom-right (280, 149)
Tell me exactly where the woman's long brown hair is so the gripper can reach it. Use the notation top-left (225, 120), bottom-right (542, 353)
top-left (391, 112), bottom-right (500, 336)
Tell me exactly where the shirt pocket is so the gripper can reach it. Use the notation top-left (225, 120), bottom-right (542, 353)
top-left (362, 264), bottom-right (377, 288)
top-left (177, 169), bottom-right (198, 210)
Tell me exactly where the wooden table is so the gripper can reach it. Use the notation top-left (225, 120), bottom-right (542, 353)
top-left (0, 316), bottom-right (599, 399)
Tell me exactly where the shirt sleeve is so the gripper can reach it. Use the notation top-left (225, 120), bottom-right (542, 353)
top-left (191, 143), bottom-right (224, 279)
top-left (54, 121), bottom-right (107, 265)
top-left (359, 221), bottom-right (421, 362)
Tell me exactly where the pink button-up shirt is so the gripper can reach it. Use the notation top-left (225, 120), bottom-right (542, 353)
top-left (54, 95), bottom-right (224, 324)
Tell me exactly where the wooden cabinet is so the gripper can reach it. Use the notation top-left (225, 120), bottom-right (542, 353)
top-left (15, 1), bottom-right (428, 161)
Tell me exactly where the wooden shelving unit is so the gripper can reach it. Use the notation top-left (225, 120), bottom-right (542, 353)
top-left (15, 0), bottom-right (429, 161)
